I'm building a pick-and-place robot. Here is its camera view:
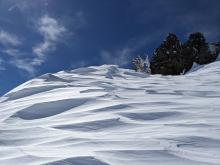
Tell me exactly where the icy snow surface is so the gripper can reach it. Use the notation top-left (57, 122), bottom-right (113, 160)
top-left (0, 61), bottom-right (220, 165)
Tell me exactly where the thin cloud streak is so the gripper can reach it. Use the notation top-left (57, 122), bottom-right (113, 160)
top-left (0, 30), bottom-right (21, 46)
top-left (33, 15), bottom-right (67, 61)
top-left (0, 58), bottom-right (5, 71)
top-left (101, 48), bottom-right (132, 67)
top-left (1, 15), bottom-right (68, 75)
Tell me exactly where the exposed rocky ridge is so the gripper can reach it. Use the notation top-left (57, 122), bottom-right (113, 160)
top-left (150, 32), bottom-right (219, 75)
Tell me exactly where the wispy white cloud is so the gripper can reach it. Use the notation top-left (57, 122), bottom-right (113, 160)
top-left (101, 48), bottom-right (132, 66)
top-left (3, 48), bottom-right (35, 74)
top-left (0, 15), bottom-right (70, 75)
top-left (100, 33), bottom-right (161, 67)
top-left (4, 48), bottom-right (21, 57)
top-left (7, 0), bottom-right (50, 12)
top-left (7, 0), bottom-right (29, 12)
top-left (9, 15), bottom-right (67, 74)
top-left (9, 58), bottom-right (35, 75)
top-left (0, 30), bottom-right (21, 46)
top-left (0, 58), bottom-right (5, 71)
top-left (33, 15), bottom-right (67, 61)
top-left (0, 0), bottom-right (84, 76)
top-left (3, 15), bottom-right (67, 75)
top-left (0, 30), bottom-right (22, 73)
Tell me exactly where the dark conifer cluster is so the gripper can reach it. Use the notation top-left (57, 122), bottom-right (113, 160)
top-left (138, 32), bottom-right (219, 75)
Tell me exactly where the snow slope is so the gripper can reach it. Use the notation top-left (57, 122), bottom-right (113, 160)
top-left (0, 61), bottom-right (220, 165)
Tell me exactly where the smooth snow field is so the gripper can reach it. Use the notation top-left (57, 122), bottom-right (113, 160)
top-left (0, 61), bottom-right (220, 165)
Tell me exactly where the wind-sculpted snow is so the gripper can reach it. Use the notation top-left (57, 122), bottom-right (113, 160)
top-left (0, 62), bottom-right (220, 165)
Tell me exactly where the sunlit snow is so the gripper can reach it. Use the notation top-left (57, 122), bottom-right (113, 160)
top-left (0, 61), bottom-right (220, 165)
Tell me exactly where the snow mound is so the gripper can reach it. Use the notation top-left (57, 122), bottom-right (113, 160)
top-left (0, 63), bottom-right (220, 165)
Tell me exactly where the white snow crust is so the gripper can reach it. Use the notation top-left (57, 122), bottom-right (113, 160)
top-left (0, 61), bottom-right (220, 165)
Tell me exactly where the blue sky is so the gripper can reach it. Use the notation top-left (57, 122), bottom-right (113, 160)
top-left (0, 0), bottom-right (220, 95)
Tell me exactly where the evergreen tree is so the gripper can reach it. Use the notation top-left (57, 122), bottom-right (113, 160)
top-left (186, 32), bottom-right (218, 64)
top-left (133, 32), bottom-right (219, 75)
top-left (150, 33), bottom-right (184, 75)
top-left (132, 56), bottom-right (151, 73)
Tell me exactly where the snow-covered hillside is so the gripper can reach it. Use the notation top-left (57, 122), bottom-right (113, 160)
top-left (0, 61), bottom-right (220, 165)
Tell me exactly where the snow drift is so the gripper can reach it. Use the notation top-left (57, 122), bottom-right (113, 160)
top-left (0, 61), bottom-right (220, 165)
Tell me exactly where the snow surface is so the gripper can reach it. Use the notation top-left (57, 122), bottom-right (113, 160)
top-left (0, 61), bottom-right (220, 165)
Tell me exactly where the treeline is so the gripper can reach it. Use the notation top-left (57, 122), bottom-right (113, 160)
top-left (133, 32), bottom-right (220, 75)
